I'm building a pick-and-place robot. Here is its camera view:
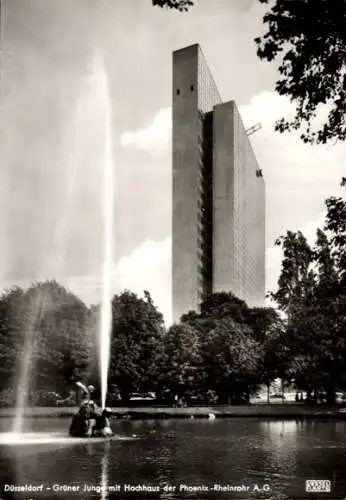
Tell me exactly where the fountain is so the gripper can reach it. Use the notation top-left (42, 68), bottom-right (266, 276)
top-left (96, 50), bottom-right (114, 411)
top-left (11, 64), bottom-right (100, 436)
top-left (1, 48), bottom-right (114, 444)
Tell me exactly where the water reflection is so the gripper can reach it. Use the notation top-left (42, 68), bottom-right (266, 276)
top-left (100, 440), bottom-right (110, 500)
top-left (1, 418), bottom-right (346, 499)
top-left (258, 421), bottom-right (299, 484)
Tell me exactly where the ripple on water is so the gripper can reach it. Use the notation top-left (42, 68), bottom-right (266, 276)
top-left (0, 432), bottom-right (136, 446)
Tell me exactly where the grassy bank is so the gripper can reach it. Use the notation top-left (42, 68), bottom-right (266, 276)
top-left (1, 405), bottom-right (346, 420)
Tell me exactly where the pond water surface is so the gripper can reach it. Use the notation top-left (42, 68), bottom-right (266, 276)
top-left (0, 417), bottom-right (345, 499)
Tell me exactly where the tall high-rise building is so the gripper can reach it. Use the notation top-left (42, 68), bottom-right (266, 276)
top-left (172, 44), bottom-right (265, 323)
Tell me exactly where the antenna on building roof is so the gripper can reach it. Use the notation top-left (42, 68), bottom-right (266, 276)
top-left (246, 123), bottom-right (262, 136)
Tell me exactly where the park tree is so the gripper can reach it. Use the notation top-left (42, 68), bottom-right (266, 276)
top-left (247, 306), bottom-right (282, 344)
top-left (271, 204), bottom-right (346, 403)
top-left (283, 298), bottom-right (345, 405)
top-left (0, 287), bottom-right (26, 393)
top-left (182, 292), bottom-right (285, 401)
top-left (108, 290), bottom-right (165, 402)
top-left (0, 281), bottom-right (92, 405)
top-left (320, 194), bottom-right (346, 396)
top-left (21, 281), bottom-right (92, 397)
top-left (182, 294), bottom-right (263, 404)
top-left (260, 321), bottom-right (288, 402)
top-left (181, 292), bottom-right (250, 330)
top-left (159, 323), bottom-right (200, 401)
top-left (244, 306), bottom-right (289, 401)
top-left (196, 317), bottom-right (262, 404)
top-left (183, 292), bottom-right (282, 343)
top-left (244, 306), bottom-right (288, 400)
top-left (314, 228), bottom-right (339, 301)
top-left (255, 0), bottom-right (346, 144)
top-left (324, 194), bottom-right (346, 286)
top-left (271, 230), bottom-right (320, 396)
top-left (270, 231), bottom-right (315, 314)
top-left (35, 301), bottom-right (93, 395)
top-left (199, 292), bottom-right (250, 325)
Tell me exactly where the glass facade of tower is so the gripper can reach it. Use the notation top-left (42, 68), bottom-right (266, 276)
top-left (212, 102), bottom-right (265, 306)
top-left (197, 48), bottom-right (222, 113)
top-left (232, 104), bottom-right (265, 305)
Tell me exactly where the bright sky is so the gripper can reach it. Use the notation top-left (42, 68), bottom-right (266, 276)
top-left (1, 0), bottom-right (345, 324)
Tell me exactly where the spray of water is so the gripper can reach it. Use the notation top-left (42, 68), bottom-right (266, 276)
top-left (12, 294), bottom-right (48, 433)
top-left (12, 333), bottom-right (33, 433)
top-left (92, 51), bottom-right (114, 410)
top-left (11, 64), bottom-right (98, 434)
top-left (11, 3), bottom-right (113, 426)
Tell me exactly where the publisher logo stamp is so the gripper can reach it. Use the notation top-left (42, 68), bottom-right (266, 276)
top-left (305, 480), bottom-right (331, 493)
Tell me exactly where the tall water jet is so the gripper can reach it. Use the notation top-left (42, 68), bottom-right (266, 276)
top-left (11, 65), bottom-right (100, 434)
top-left (91, 51), bottom-right (114, 410)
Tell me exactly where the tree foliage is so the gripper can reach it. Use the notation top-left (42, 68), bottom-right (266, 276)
top-left (21, 281), bottom-right (92, 395)
top-left (0, 281), bottom-right (93, 403)
top-left (7, 233), bottom-right (346, 407)
top-left (198, 317), bottom-right (262, 404)
top-left (108, 290), bottom-right (165, 401)
top-left (160, 323), bottom-right (200, 399)
top-left (324, 195), bottom-right (346, 286)
top-left (152, 0), bottom-right (194, 11)
top-left (271, 191), bottom-right (346, 402)
top-left (182, 293), bottom-right (279, 403)
top-left (199, 292), bottom-right (250, 325)
top-left (255, 0), bottom-right (346, 144)
top-left (270, 231), bottom-right (315, 313)
top-left (0, 287), bottom-right (26, 390)
top-left (247, 306), bottom-right (282, 344)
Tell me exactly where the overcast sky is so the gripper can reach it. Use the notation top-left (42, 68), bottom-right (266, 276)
top-left (1, 0), bottom-right (345, 324)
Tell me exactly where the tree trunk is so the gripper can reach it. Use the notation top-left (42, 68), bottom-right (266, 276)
top-left (120, 388), bottom-right (130, 405)
top-left (245, 386), bottom-right (250, 404)
top-left (228, 377), bottom-right (232, 405)
top-left (306, 390), bottom-right (312, 404)
top-left (313, 390), bottom-right (318, 405)
top-left (267, 384), bottom-right (270, 404)
top-left (326, 388), bottom-right (335, 406)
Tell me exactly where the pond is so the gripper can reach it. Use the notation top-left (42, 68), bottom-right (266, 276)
top-left (0, 417), bottom-right (345, 499)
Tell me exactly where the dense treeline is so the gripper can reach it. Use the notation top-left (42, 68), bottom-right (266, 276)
top-left (0, 281), bottom-right (282, 407)
top-left (1, 190), bottom-right (346, 407)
